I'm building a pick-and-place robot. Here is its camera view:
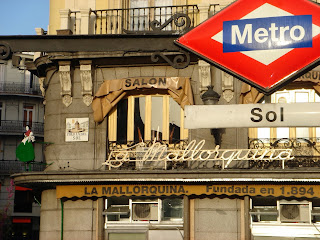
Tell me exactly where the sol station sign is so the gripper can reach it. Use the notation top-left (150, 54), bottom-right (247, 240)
top-left (175, 0), bottom-right (320, 94)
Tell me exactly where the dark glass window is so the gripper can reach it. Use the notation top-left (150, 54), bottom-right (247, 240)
top-left (116, 99), bottom-right (128, 144)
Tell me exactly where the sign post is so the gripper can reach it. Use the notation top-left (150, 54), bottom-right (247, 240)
top-left (175, 0), bottom-right (320, 94)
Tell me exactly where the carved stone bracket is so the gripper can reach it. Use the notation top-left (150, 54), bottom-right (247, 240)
top-left (198, 60), bottom-right (211, 92)
top-left (151, 49), bottom-right (190, 69)
top-left (59, 62), bottom-right (72, 107)
top-left (39, 77), bottom-right (46, 105)
top-left (80, 61), bottom-right (93, 106)
top-left (222, 72), bottom-right (234, 103)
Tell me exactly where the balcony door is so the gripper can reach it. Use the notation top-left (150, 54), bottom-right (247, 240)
top-left (23, 105), bottom-right (34, 128)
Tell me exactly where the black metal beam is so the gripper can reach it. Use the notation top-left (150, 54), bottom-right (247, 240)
top-left (0, 34), bottom-right (193, 69)
top-left (0, 34), bottom-right (180, 55)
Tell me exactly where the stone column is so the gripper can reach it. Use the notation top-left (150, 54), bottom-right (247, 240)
top-left (59, 9), bottom-right (71, 30)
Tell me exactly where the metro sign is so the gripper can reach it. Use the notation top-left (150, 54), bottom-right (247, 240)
top-left (175, 0), bottom-right (320, 94)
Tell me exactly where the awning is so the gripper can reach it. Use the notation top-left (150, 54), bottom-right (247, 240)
top-left (15, 186), bottom-right (32, 191)
top-left (92, 77), bottom-right (194, 122)
top-left (56, 184), bottom-right (320, 199)
top-left (239, 70), bottom-right (320, 104)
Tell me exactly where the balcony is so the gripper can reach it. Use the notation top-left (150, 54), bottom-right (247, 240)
top-left (58, 1), bottom-right (320, 36)
top-left (0, 82), bottom-right (42, 97)
top-left (0, 120), bottom-right (44, 136)
top-left (0, 160), bottom-right (46, 174)
top-left (61, 5), bottom-right (199, 35)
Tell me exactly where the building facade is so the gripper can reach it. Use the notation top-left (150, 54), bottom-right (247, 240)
top-left (0, 55), bottom-right (45, 240)
top-left (9, 0), bottom-right (320, 240)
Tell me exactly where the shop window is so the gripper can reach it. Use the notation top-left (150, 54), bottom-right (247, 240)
top-left (104, 197), bottom-right (183, 224)
top-left (311, 199), bottom-right (320, 223)
top-left (109, 94), bottom-right (187, 145)
top-left (162, 198), bottom-right (183, 221)
top-left (251, 197), bottom-right (314, 224)
top-left (250, 197), bottom-right (278, 222)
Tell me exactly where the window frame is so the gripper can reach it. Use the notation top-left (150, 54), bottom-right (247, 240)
top-left (108, 93), bottom-right (188, 144)
top-left (104, 196), bottom-right (184, 225)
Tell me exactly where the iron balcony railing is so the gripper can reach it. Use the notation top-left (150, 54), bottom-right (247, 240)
top-left (0, 82), bottom-right (42, 96)
top-left (0, 120), bottom-right (44, 136)
top-left (0, 160), bottom-right (46, 174)
top-left (71, 5), bottom-right (199, 35)
top-left (249, 137), bottom-right (320, 169)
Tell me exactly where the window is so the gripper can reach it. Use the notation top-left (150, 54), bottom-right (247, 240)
top-left (104, 197), bottom-right (183, 224)
top-left (109, 94), bottom-right (187, 145)
top-left (23, 104), bottom-right (34, 128)
top-left (250, 197), bottom-right (278, 222)
top-left (128, 0), bottom-right (173, 31)
top-left (250, 89), bottom-right (320, 140)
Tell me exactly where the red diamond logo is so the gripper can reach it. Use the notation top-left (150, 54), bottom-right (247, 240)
top-left (175, 0), bottom-right (320, 94)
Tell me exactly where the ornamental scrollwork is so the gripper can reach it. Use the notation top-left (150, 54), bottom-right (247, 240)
top-left (150, 13), bottom-right (192, 34)
top-left (0, 43), bottom-right (11, 60)
top-left (151, 50), bottom-right (190, 69)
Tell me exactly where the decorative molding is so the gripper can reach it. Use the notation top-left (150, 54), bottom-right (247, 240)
top-left (80, 62), bottom-right (93, 106)
top-left (198, 60), bottom-right (211, 91)
top-left (39, 77), bottom-right (46, 105)
top-left (0, 43), bottom-right (11, 60)
top-left (59, 63), bottom-right (72, 107)
top-left (222, 72), bottom-right (234, 102)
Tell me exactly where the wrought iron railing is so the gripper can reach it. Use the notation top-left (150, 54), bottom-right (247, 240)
top-left (70, 5), bottom-right (199, 35)
top-left (0, 160), bottom-right (46, 173)
top-left (0, 82), bottom-right (42, 96)
top-left (0, 120), bottom-right (44, 136)
top-left (249, 138), bottom-right (320, 169)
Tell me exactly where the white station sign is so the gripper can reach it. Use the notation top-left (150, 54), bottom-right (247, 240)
top-left (185, 103), bottom-right (320, 129)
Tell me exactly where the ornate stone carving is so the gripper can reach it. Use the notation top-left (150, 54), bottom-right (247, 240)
top-left (222, 72), bottom-right (234, 103)
top-left (59, 63), bottom-right (72, 107)
top-left (198, 60), bottom-right (211, 92)
top-left (80, 62), bottom-right (93, 106)
top-left (38, 77), bottom-right (46, 105)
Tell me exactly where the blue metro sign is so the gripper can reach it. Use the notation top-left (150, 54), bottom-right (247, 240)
top-left (175, 0), bottom-right (320, 94)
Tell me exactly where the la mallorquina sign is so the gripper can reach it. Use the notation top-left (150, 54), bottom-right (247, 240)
top-left (104, 140), bottom-right (294, 169)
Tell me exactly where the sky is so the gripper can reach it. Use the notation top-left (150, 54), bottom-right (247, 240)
top-left (0, 0), bottom-right (49, 35)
